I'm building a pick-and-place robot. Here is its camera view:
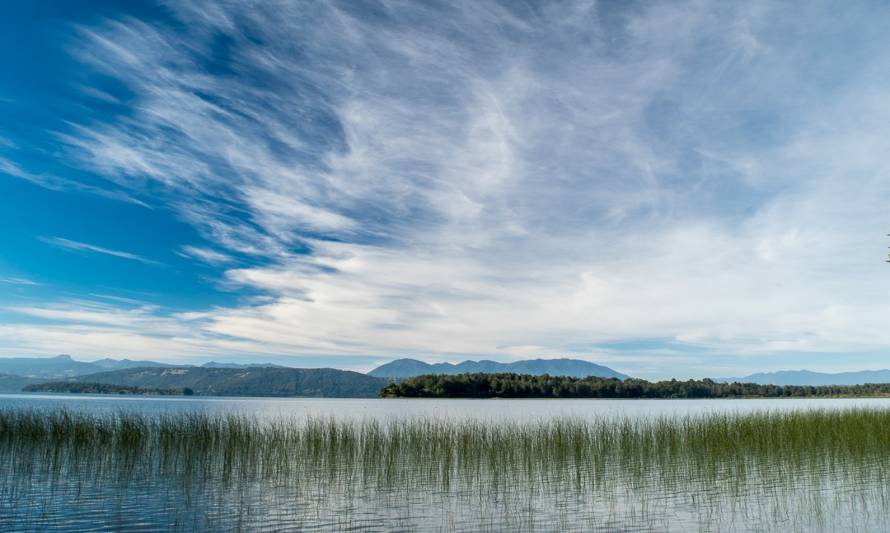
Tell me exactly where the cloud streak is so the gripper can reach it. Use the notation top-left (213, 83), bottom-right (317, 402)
top-left (41, 237), bottom-right (160, 265)
top-left (0, 277), bottom-right (39, 286)
top-left (0, 158), bottom-right (151, 208)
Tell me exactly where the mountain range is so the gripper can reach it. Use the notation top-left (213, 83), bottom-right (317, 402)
top-left (367, 358), bottom-right (629, 379)
top-left (7, 355), bottom-right (890, 396)
top-left (0, 355), bottom-right (632, 396)
top-left (0, 355), bottom-right (289, 379)
top-left (0, 354), bottom-right (151, 379)
top-left (719, 369), bottom-right (890, 386)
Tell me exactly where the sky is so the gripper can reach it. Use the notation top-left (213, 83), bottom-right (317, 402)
top-left (1, 1), bottom-right (890, 379)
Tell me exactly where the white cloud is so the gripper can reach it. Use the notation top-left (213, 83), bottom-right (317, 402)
top-left (243, 187), bottom-right (356, 236)
top-left (179, 245), bottom-right (233, 265)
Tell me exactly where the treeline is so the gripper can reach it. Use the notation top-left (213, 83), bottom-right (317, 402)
top-left (24, 382), bottom-right (192, 396)
top-left (379, 373), bottom-right (890, 399)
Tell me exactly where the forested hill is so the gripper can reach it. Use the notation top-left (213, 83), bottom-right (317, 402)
top-left (369, 358), bottom-right (629, 379)
top-left (49, 367), bottom-right (387, 398)
top-left (379, 373), bottom-right (890, 399)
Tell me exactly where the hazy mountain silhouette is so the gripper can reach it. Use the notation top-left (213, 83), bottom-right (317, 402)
top-left (718, 369), bottom-right (890, 386)
top-left (0, 354), bottom-right (170, 379)
top-left (0, 373), bottom-right (47, 392)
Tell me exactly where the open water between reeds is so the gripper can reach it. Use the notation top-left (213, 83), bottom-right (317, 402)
top-left (3, 394), bottom-right (890, 532)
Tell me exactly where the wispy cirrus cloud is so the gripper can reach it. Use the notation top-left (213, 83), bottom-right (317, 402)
top-left (2, 1), bottom-right (890, 377)
top-left (0, 158), bottom-right (151, 208)
top-left (41, 236), bottom-right (161, 265)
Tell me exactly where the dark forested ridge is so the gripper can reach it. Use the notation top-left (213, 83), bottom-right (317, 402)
top-left (24, 382), bottom-right (188, 396)
top-left (379, 373), bottom-right (890, 399)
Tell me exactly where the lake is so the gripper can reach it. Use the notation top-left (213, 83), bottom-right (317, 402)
top-left (5, 392), bottom-right (890, 420)
top-left (3, 394), bottom-right (890, 532)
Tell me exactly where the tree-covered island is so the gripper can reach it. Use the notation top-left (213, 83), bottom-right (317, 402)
top-left (379, 373), bottom-right (890, 399)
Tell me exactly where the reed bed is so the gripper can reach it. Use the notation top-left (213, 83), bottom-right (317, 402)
top-left (2, 407), bottom-right (890, 531)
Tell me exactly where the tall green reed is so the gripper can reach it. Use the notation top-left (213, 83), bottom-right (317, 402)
top-left (4, 407), bottom-right (890, 531)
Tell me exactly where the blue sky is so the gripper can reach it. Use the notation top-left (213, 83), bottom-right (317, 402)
top-left (1, 0), bottom-right (890, 378)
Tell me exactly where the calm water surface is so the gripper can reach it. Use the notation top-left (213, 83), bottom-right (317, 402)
top-left (3, 393), bottom-right (890, 420)
top-left (3, 394), bottom-right (890, 532)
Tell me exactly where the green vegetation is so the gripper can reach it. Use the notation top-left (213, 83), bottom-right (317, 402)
top-left (23, 382), bottom-right (188, 396)
top-left (4, 407), bottom-right (890, 530)
top-left (380, 372), bottom-right (890, 398)
top-left (6, 407), bottom-right (890, 484)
